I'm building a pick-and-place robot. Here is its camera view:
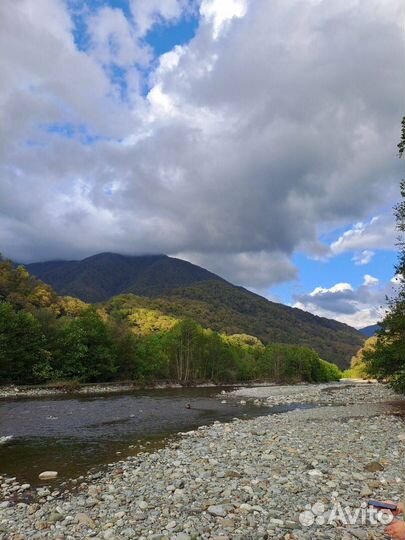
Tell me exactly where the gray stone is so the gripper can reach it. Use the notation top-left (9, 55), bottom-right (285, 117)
top-left (207, 505), bottom-right (227, 517)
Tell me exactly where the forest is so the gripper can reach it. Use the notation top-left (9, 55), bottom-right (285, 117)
top-left (25, 253), bottom-right (363, 369)
top-left (0, 257), bottom-right (342, 386)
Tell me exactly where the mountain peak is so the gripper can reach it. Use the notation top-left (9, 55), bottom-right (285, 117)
top-left (25, 252), bottom-right (363, 368)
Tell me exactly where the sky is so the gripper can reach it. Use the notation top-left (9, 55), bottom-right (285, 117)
top-left (1, 0), bottom-right (404, 328)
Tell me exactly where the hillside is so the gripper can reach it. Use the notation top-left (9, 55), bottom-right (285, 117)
top-left (0, 257), bottom-right (342, 385)
top-left (25, 252), bottom-right (364, 368)
top-left (26, 253), bottom-right (223, 302)
top-left (105, 281), bottom-right (363, 368)
top-left (359, 324), bottom-right (380, 337)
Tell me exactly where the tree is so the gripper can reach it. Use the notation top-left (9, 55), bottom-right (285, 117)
top-left (0, 302), bottom-right (47, 383)
top-left (344, 337), bottom-right (376, 379)
top-left (364, 117), bottom-right (405, 391)
top-left (165, 319), bottom-right (205, 382)
top-left (56, 308), bottom-right (118, 382)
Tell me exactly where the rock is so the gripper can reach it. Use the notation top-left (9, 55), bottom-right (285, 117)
top-left (38, 471), bottom-right (58, 480)
top-left (270, 518), bottom-right (284, 526)
top-left (220, 519), bottom-right (235, 528)
top-left (207, 505), bottom-right (227, 517)
top-left (308, 469), bottom-right (323, 476)
top-left (360, 484), bottom-right (372, 497)
top-left (48, 511), bottom-right (63, 523)
top-left (76, 512), bottom-right (96, 529)
top-left (364, 462), bottom-right (384, 472)
top-left (348, 529), bottom-right (368, 540)
top-left (1, 382), bottom-right (404, 539)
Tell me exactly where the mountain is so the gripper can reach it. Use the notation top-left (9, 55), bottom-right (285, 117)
top-left (25, 253), bottom-right (224, 303)
top-left (359, 324), bottom-right (380, 337)
top-left (25, 252), bottom-right (364, 367)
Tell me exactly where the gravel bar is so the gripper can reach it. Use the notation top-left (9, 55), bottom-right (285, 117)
top-left (1, 383), bottom-right (404, 540)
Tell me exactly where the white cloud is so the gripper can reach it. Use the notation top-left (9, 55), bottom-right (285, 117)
top-left (200, 0), bottom-right (247, 39)
top-left (129, 0), bottom-right (195, 37)
top-left (86, 7), bottom-right (150, 68)
top-left (309, 283), bottom-right (353, 296)
top-left (178, 250), bottom-right (297, 288)
top-left (352, 250), bottom-right (375, 265)
top-left (330, 215), bottom-right (396, 256)
top-left (293, 274), bottom-right (397, 328)
top-left (363, 274), bottom-right (379, 286)
top-left (0, 0), bottom-right (404, 309)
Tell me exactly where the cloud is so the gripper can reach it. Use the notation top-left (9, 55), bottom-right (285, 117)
top-left (352, 250), bottom-right (375, 266)
top-left (330, 215), bottom-right (397, 256)
top-left (293, 274), bottom-right (397, 328)
top-left (86, 6), bottom-right (150, 68)
top-left (129, 0), bottom-right (196, 37)
top-left (363, 274), bottom-right (379, 287)
top-left (200, 0), bottom-right (247, 39)
top-left (178, 250), bottom-right (298, 289)
top-left (0, 0), bottom-right (404, 300)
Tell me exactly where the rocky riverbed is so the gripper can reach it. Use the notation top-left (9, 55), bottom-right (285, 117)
top-left (0, 382), bottom-right (240, 400)
top-left (224, 381), bottom-right (400, 407)
top-left (1, 383), bottom-right (404, 539)
top-left (0, 383), bottom-right (178, 400)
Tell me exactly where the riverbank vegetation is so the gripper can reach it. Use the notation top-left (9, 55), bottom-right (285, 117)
top-left (25, 254), bottom-right (363, 369)
top-left (341, 337), bottom-right (375, 379)
top-left (361, 117), bottom-right (405, 392)
top-left (0, 257), bottom-right (342, 385)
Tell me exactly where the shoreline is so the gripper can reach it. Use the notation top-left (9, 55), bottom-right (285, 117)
top-left (1, 383), bottom-right (404, 539)
top-left (0, 380), bottom-right (306, 400)
top-left (0, 378), bottom-right (373, 400)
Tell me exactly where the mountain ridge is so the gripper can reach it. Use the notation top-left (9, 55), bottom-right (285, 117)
top-left (25, 253), bottom-right (225, 303)
top-left (359, 324), bottom-right (381, 337)
top-left (25, 252), bottom-right (364, 367)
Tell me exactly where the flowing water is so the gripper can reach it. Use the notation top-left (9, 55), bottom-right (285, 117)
top-left (0, 386), bottom-right (313, 485)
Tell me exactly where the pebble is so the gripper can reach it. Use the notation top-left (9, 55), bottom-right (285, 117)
top-left (38, 471), bottom-right (58, 480)
top-left (207, 506), bottom-right (226, 517)
top-left (0, 382), bottom-right (403, 540)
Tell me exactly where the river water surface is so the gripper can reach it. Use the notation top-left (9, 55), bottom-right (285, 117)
top-left (0, 386), bottom-right (311, 485)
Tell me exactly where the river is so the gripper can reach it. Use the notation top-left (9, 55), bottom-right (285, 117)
top-left (0, 386), bottom-right (313, 486)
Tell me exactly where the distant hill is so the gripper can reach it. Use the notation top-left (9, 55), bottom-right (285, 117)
top-left (359, 324), bottom-right (380, 337)
top-left (25, 253), bottom-right (223, 303)
top-left (26, 252), bottom-right (364, 368)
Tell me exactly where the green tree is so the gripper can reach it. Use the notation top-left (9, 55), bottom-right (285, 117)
top-left (108, 320), bottom-right (142, 380)
top-left (364, 117), bottom-right (405, 391)
top-left (135, 333), bottom-right (170, 381)
top-left (164, 319), bottom-right (203, 382)
top-left (56, 308), bottom-right (118, 382)
top-left (0, 302), bottom-right (47, 383)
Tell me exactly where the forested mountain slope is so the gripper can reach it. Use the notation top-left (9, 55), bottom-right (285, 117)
top-left (105, 282), bottom-right (363, 368)
top-left (0, 257), bottom-right (343, 384)
top-left (26, 252), bottom-right (364, 368)
top-left (25, 253), bottom-right (224, 302)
